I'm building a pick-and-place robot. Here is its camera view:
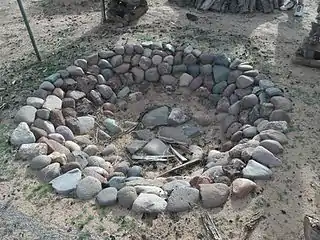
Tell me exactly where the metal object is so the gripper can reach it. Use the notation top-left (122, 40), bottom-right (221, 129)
top-left (16, 0), bottom-right (41, 62)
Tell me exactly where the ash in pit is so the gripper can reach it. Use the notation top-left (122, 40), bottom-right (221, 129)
top-left (105, 0), bottom-right (148, 25)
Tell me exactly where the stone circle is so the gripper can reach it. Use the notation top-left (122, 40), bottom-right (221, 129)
top-left (11, 42), bottom-right (292, 214)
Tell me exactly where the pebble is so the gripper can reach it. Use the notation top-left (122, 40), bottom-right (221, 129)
top-left (10, 122), bottom-right (36, 146)
top-left (50, 169), bottom-right (81, 195)
top-left (76, 176), bottom-right (102, 200)
top-left (72, 151), bottom-right (89, 168)
top-left (189, 176), bottom-right (212, 189)
top-left (39, 163), bottom-right (60, 182)
top-left (242, 160), bottom-right (273, 180)
top-left (114, 161), bottom-right (130, 174)
top-left (17, 143), bottom-right (48, 161)
top-left (270, 96), bottom-right (292, 111)
top-left (231, 178), bottom-right (257, 198)
top-left (179, 73), bottom-right (193, 86)
top-left (26, 97), bottom-right (44, 109)
top-left (43, 95), bottom-right (62, 111)
top-left (213, 65), bottom-right (230, 83)
top-left (34, 119), bottom-right (55, 134)
top-left (65, 141), bottom-right (81, 152)
top-left (103, 118), bottom-right (122, 135)
top-left (166, 186), bottom-right (199, 212)
top-left (236, 75), bottom-right (254, 89)
top-left (162, 180), bottom-right (190, 193)
top-left (14, 105), bottom-right (37, 124)
top-left (202, 166), bottom-right (224, 179)
top-left (30, 155), bottom-right (51, 170)
top-left (48, 133), bottom-right (65, 144)
top-left (102, 144), bottom-right (117, 156)
top-left (61, 162), bottom-right (82, 173)
top-left (83, 166), bottom-right (108, 183)
top-left (96, 187), bottom-right (118, 206)
top-left (269, 109), bottom-right (290, 123)
top-left (243, 126), bottom-right (257, 138)
top-left (199, 183), bottom-right (230, 208)
top-left (36, 109), bottom-right (50, 120)
top-left (117, 186), bottom-right (138, 209)
top-left (49, 151), bottom-right (67, 165)
top-left (56, 126), bottom-right (74, 141)
top-left (132, 193), bottom-right (167, 213)
top-left (257, 120), bottom-right (288, 133)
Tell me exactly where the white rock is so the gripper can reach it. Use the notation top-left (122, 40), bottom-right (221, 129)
top-left (132, 193), bottom-right (167, 213)
top-left (50, 169), bottom-right (82, 195)
top-left (10, 122), bottom-right (36, 146)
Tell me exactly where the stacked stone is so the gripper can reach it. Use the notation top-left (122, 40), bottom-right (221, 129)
top-left (10, 41), bottom-right (292, 213)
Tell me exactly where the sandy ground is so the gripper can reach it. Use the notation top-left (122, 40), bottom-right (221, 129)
top-left (1, 0), bottom-right (320, 239)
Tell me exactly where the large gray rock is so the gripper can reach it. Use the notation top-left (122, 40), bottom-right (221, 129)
top-left (257, 120), bottom-right (288, 133)
top-left (56, 126), bottom-right (74, 141)
top-left (39, 163), bottom-right (60, 182)
top-left (76, 176), bottom-right (102, 200)
top-left (166, 186), bottom-right (199, 212)
top-left (270, 96), bottom-right (292, 111)
top-left (142, 138), bottom-right (169, 155)
top-left (252, 146), bottom-right (282, 167)
top-left (117, 186), bottom-right (137, 209)
top-left (10, 122), bottom-right (36, 146)
top-left (26, 97), bottom-right (44, 109)
top-left (213, 65), bottom-right (230, 83)
top-left (132, 193), bottom-right (167, 213)
top-left (242, 160), bottom-right (272, 180)
top-left (17, 143), bottom-right (48, 161)
top-left (33, 119), bottom-right (55, 134)
top-left (30, 155), bottom-right (51, 170)
top-left (207, 150), bottom-right (229, 166)
top-left (14, 106), bottom-right (37, 124)
top-left (142, 106), bottom-right (169, 128)
top-left (260, 139), bottom-right (283, 155)
top-left (199, 183), bottom-right (230, 208)
top-left (259, 129), bottom-right (288, 144)
top-left (236, 75), bottom-right (254, 89)
top-left (96, 187), bottom-right (118, 206)
top-left (50, 168), bottom-right (81, 195)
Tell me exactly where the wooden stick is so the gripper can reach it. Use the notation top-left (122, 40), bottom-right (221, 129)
top-left (170, 145), bottom-right (188, 162)
top-left (131, 155), bottom-right (174, 160)
top-left (137, 159), bottom-right (169, 164)
top-left (240, 210), bottom-right (264, 240)
top-left (157, 158), bottom-right (201, 177)
top-left (201, 213), bottom-right (222, 240)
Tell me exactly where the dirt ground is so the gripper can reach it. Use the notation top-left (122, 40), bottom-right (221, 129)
top-left (1, 0), bottom-right (320, 239)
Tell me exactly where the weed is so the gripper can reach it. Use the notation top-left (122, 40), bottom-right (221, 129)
top-left (78, 230), bottom-right (91, 240)
top-left (25, 183), bottom-right (53, 200)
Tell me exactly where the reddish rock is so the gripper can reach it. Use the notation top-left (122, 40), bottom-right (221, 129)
top-left (50, 109), bottom-right (65, 127)
top-left (231, 178), bottom-right (257, 198)
top-left (103, 102), bottom-right (116, 112)
top-left (190, 176), bottom-right (212, 189)
top-left (38, 137), bottom-right (70, 155)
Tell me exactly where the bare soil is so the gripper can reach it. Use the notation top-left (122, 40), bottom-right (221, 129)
top-left (1, 0), bottom-right (320, 239)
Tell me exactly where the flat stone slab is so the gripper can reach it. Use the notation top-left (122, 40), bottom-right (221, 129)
top-left (158, 126), bottom-right (189, 143)
top-left (142, 106), bottom-right (169, 128)
top-left (50, 169), bottom-right (82, 195)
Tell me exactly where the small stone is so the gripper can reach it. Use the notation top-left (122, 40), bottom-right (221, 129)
top-left (167, 108), bottom-right (189, 125)
top-left (65, 141), bottom-right (81, 152)
top-left (158, 62), bottom-right (172, 75)
top-left (50, 169), bottom-right (81, 195)
top-left (199, 183), bottom-right (229, 208)
top-left (55, 126), bottom-right (74, 141)
top-left (139, 56), bottom-right (152, 70)
top-left (83, 166), bottom-right (108, 183)
top-left (108, 176), bottom-right (126, 190)
top-left (96, 187), bottom-right (118, 206)
top-left (17, 143), bottom-right (47, 161)
top-left (127, 166), bottom-right (143, 177)
top-left (212, 81), bottom-right (227, 94)
top-left (36, 109), bottom-right (50, 120)
top-left (179, 73), bottom-right (193, 86)
top-left (117, 186), bottom-right (137, 209)
top-left (39, 81), bottom-right (55, 91)
top-left (62, 98), bottom-right (75, 109)
top-left (117, 86), bottom-right (130, 99)
top-left (166, 186), bottom-right (199, 212)
top-left (52, 88), bottom-right (65, 99)
top-left (243, 126), bottom-right (257, 138)
top-left (72, 150), bottom-right (89, 168)
top-left (242, 160), bottom-right (272, 180)
top-left (213, 65), bottom-right (230, 83)
top-left (114, 45), bottom-right (125, 55)
top-left (126, 140), bottom-right (147, 154)
top-left (113, 63), bottom-right (130, 74)
top-left (265, 87), bottom-right (284, 97)
top-left (269, 109), bottom-right (290, 123)
top-left (61, 162), bottom-right (82, 173)
top-left (236, 75), bottom-right (254, 89)
top-left (143, 138), bottom-right (169, 155)
top-left (132, 193), bottom-right (167, 213)
top-left (145, 68), bottom-right (160, 82)
top-left (102, 144), bottom-right (117, 156)
top-left (44, 73), bottom-right (61, 83)
top-left (189, 176), bottom-right (212, 189)
top-left (163, 180), bottom-right (190, 193)
top-left (259, 129), bottom-right (288, 144)
top-left (199, 53), bottom-right (214, 64)
top-left (103, 118), bottom-right (122, 135)
top-left (243, 69), bottom-right (259, 77)
top-left (114, 161), bottom-right (130, 175)
top-left (76, 176), bottom-right (102, 200)
top-left (133, 129), bottom-right (155, 141)
top-left (83, 145), bottom-right (99, 156)
top-left (240, 94), bottom-right (259, 109)
top-left (152, 55), bottom-right (162, 65)
top-left (135, 186), bottom-right (167, 197)
top-left (189, 76), bottom-right (203, 91)
top-left (77, 116), bottom-right (95, 134)
top-left (48, 133), bottom-right (65, 144)
top-left (39, 162), bottom-right (60, 182)
top-left (231, 178), bottom-right (256, 198)
top-left (202, 166), bottom-right (224, 179)
top-left (30, 155), bottom-right (51, 170)
top-left (43, 95), bottom-right (62, 111)
top-left (96, 85), bottom-right (114, 100)
top-left (15, 106), bottom-right (37, 125)
top-left (10, 122), bottom-right (35, 146)
top-left (50, 109), bottom-right (65, 127)
top-left (26, 97), bottom-right (44, 109)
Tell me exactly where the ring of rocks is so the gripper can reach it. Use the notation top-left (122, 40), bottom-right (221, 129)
top-left (11, 41), bottom-right (292, 214)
